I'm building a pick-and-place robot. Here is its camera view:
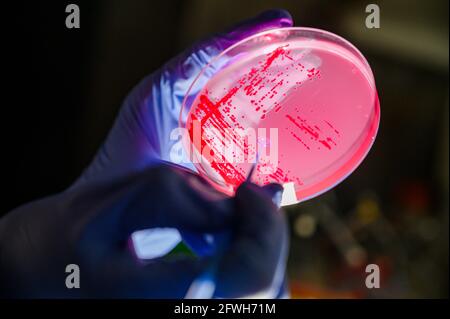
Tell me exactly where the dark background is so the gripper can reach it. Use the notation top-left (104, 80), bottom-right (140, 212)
top-left (3, 1), bottom-right (449, 298)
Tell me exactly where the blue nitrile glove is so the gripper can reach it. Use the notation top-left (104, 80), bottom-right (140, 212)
top-left (0, 9), bottom-right (293, 298)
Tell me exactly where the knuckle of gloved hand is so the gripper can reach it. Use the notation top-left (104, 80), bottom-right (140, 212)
top-left (188, 46), bottom-right (212, 70)
top-left (179, 55), bottom-right (198, 79)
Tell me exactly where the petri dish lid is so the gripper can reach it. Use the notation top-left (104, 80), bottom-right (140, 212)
top-left (180, 27), bottom-right (380, 206)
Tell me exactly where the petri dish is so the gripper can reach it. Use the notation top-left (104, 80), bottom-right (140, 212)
top-left (179, 27), bottom-right (380, 206)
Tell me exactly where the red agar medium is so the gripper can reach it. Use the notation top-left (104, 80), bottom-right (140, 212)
top-left (180, 27), bottom-right (380, 206)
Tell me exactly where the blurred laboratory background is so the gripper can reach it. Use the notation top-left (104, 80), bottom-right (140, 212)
top-left (4, 0), bottom-right (448, 298)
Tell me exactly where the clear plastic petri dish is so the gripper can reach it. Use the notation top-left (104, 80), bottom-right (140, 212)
top-left (179, 27), bottom-right (380, 206)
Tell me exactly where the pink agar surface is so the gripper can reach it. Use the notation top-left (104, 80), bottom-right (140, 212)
top-left (185, 38), bottom-right (380, 202)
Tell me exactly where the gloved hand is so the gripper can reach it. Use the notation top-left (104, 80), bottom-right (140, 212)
top-left (0, 9), bottom-right (293, 298)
